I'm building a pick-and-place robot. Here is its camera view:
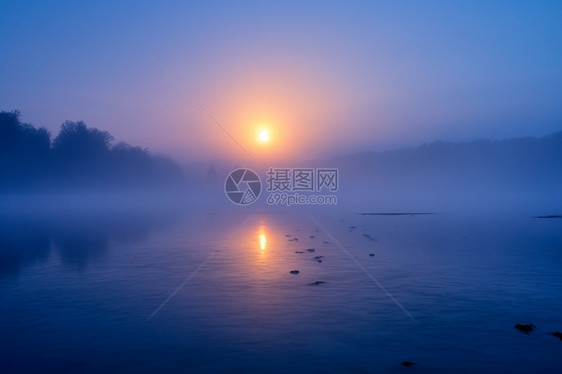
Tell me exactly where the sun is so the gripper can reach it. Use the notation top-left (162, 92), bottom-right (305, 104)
top-left (258, 129), bottom-right (270, 143)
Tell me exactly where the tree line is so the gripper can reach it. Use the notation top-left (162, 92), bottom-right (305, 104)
top-left (0, 110), bottom-right (184, 191)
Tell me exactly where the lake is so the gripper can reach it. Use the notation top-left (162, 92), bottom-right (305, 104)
top-left (1, 207), bottom-right (561, 373)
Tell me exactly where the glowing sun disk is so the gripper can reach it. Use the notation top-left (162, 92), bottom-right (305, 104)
top-left (258, 129), bottom-right (270, 143)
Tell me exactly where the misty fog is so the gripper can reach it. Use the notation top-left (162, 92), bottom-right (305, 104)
top-left (2, 109), bottom-right (561, 215)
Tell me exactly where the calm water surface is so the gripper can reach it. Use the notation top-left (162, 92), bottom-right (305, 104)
top-left (1, 208), bottom-right (561, 373)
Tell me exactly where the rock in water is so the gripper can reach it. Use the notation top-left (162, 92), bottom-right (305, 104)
top-left (306, 248), bottom-right (315, 252)
top-left (313, 256), bottom-right (324, 263)
top-left (307, 281), bottom-right (326, 286)
top-left (369, 253), bottom-right (375, 257)
top-left (400, 361), bottom-right (416, 367)
top-left (362, 234), bottom-right (377, 241)
top-left (514, 323), bottom-right (535, 333)
top-left (552, 332), bottom-right (562, 340)
top-left (290, 270), bottom-right (300, 275)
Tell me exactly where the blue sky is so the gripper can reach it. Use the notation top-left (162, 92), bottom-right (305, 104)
top-left (1, 1), bottom-right (561, 160)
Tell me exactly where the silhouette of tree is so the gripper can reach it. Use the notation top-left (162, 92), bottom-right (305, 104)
top-left (0, 110), bottom-right (185, 191)
top-left (206, 163), bottom-right (218, 185)
top-left (1, 110), bottom-right (51, 156)
top-left (52, 120), bottom-right (113, 157)
top-left (0, 110), bottom-right (51, 188)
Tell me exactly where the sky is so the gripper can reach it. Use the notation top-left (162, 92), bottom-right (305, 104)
top-left (1, 1), bottom-right (561, 162)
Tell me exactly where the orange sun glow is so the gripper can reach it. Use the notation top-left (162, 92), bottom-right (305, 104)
top-left (258, 129), bottom-right (270, 143)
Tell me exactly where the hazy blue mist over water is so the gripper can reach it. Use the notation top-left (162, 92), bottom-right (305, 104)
top-left (2, 2), bottom-right (562, 371)
top-left (1, 208), bottom-right (561, 373)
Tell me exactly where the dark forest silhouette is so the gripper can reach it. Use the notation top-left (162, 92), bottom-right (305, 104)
top-left (335, 130), bottom-right (562, 185)
top-left (0, 110), bottom-right (184, 191)
top-left (332, 130), bottom-right (562, 207)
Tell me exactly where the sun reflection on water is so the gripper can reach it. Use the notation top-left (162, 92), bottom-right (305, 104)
top-left (258, 226), bottom-right (267, 251)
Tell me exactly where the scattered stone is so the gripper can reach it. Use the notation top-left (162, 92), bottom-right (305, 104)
top-left (290, 270), bottom-right (300, 275)
top-left (362, 234), bottom-right (377, 241)
top-left (552, 332), bottom-right (562, 340)
top-left (306, 248), bottom-right (315, 252)
top-left (307, 281), bottom-right (326, 286)
top-left (514, 323), bottom-right (536, 334)
top-left (400, 361), bottom-right (416, 367)
top-left (369, 253), bottom-right (375, 257)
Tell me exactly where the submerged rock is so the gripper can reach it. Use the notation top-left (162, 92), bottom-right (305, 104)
top-left (307, 281), bottom-right (326, 286)
top-left (313, 256), bottom-right (324, 263)
top-left (322, 241), bottom-right (330, 244)
top-left (290, 270), bottom-right (300, 275)
top-left (294, 251), bottom-right (305, 254)
top-left (309, 235), bottom-right (315, 239)
top-left (514, 323), bottom-right (535, 333)
top-left (362, 234), bottom-right (377, 241)
top-left (306, 248), bottom-right (315, 252)
top-left (400, 361), bottom-right (416, 367)
top-left (369, 253), bottom-right (375, 257)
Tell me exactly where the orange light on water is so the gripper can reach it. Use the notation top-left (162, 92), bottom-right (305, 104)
top-left (259, 232), bottom-right (267, 250)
